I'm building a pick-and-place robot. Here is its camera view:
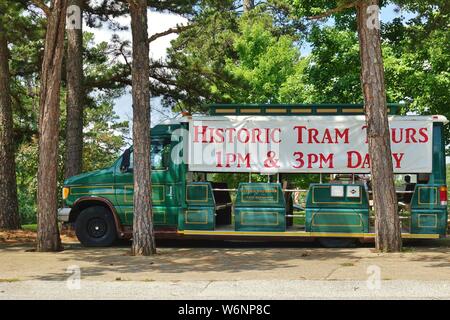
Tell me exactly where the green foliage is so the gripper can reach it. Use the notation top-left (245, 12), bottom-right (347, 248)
top-left (166, 5), bottom-right (304, 109)
top-left (15, 139), bottom-right (38, 224)
top-left (225, 15), bottom-right (300, 103)
top-left (82, 97), bottom-right (129, 172)
top-left (164, 1), bottom-right (241, 110)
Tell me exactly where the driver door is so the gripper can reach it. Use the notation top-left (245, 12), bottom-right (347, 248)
top-left (114, 139), bottom-right (171, 226)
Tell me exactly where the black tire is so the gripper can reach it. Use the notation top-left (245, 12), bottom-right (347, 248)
top-left (75, 206), bottom-right (117, 247)
top-left (318, 237), bottom-right (357, 248)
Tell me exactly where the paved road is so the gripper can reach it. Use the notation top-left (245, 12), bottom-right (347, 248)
top-left (1, 280), bottom-right (449, 299)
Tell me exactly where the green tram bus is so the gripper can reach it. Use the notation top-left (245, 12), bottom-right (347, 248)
top-left (58, 104), bottom-right (449, 247)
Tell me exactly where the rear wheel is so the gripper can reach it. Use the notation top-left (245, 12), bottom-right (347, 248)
top-left (75, 206), bottom-right (117, 247)
top-left (318, 237), bottom-right (357, 248)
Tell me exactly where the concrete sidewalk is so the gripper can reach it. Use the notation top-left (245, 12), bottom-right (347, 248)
top-left (0, 238), bottom-right (448, 299)
top-left (1, 279), bottom-right (449, 299)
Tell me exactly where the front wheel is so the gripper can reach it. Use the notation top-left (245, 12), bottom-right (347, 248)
top-left (75, 206), bottom-right (117, 247)
top-left (318, 237), bottom-right (357, 248)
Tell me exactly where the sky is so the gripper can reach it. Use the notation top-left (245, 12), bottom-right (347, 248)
top-left (86, 4), bottom-right (415, 126)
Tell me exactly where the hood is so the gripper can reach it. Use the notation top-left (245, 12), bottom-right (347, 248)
top-left (64, 166), bottom-right (115, 186)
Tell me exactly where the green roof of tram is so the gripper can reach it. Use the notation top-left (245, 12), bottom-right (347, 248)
top-left (208, 103), bottom-right (402, 116)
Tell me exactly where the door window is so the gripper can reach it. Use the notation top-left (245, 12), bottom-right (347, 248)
top-left (125, 140), bottom-right (169, 171)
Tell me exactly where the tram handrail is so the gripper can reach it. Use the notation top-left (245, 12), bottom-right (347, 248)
top-left (211, 188), bottom-right (310, 192)
top-left (369, 190), bottom-right (414, 193)
top-left (211, 188), bottom-right (416, 194)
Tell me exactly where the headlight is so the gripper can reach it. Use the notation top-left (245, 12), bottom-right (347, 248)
top-left (63, 187), bottom-right (70, 199)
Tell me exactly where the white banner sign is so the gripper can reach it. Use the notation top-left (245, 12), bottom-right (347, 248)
top-left (188, 115), bottom-right (434, 173)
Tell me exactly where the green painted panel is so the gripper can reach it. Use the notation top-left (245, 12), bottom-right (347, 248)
top-left (306, 184), bottom-right (369, 209)
top-left (306, 209), bottom-right (369, 233)
top-left (116, 184), bottom-right (174, 205)
top-left (411, 210), bottom-right (447, 235)
top-left (235, 183), bottom-right (285, 208)
top-left (179, 207), bottom-right (215, 230)
top-left (430, 123), bottom-right (446, 185)
top-left (419, 187), bottom-right (438, 206)
top-left (410, 184), bottom-right (447, 223)
top-left (186, 182), bottom-right (215, 206)
top-left (152, 185), bottom-right (165, 203)
top-left (235, 207), bottom-right (286, 232)
top-left (117, 206), bottom-right (179, 226)
top-left (410, 185), bottom-right (444, 209)
top-left (182, 183), bottom-right (215, 230)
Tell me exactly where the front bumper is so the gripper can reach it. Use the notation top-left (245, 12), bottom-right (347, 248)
top-left (57, 208), bottom-right (72, 222)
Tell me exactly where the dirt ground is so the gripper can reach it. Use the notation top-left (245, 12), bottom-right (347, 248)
top-left (0, 230), bottom-right (449, 282)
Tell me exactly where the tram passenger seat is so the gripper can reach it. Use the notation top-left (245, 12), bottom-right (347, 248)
top-left (402, 175), bottom-right (416, 205)
top-left (282, 181), bottom-right (294, 227)
top-left (210, 182), bottom-right (233, 225)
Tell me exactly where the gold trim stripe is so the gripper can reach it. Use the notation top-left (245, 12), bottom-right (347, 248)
top-left (123, 208), bottom-right (167, 224)
top-left (291, 108), bottom-right (312, 113)
top-left (342, 108), bottom-right (364, 113)
top-left (186, 184), bottom-right (209, 203)
top-left (240, 108), bottom-right (261, 113)
top-left (418, 186), bottom-right (438, 205)
top-left (316, 108), bottom-right (337, 113)
top-left (124, 210), bottom-right (133, 224)
top-left (417, 213), bottom-right (438, 228)
top-left (311, 212), bottom-right (363, 227)
top-left (70, 185), bottom-right (115, 195)
top-left (241, 211), bottom-right (279, 226)
top-left (178, 230), bottom-right (440, 239)
top-left (185, 209), bottom-right (209, 225)
top-left (215, 108), bottom-right (236, 113)
top-left (153, 208), bottom-right (167, 224)
top-left (266, 108), bottom-right (287, 113)
top-left (124, 184), bottom-right (165, 203)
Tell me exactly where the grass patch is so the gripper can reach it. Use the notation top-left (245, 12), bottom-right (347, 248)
top-left (293, 215), bottom-right (305, 226)
top-left (21, 224), bottom-right (37, 232)
top-left (0, 278), bottom-right (21, 283)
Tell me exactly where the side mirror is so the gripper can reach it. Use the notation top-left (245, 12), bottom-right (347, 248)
top-left (120, 148), bottom-right (131, 172)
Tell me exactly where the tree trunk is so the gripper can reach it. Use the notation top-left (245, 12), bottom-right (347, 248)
top-left (65, 0), bottom-right (84, 179)
top-left (36, 0), bottom-right (67, 252)
top-left (129, 0), bottom-right (156, 256)
top-left (243, 0), bottom-right (254, 12)
top-left (0, 23), bottom-right (21, 230)
top-left (356, 0), bottom-right (402, 252)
